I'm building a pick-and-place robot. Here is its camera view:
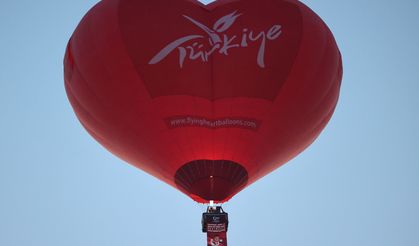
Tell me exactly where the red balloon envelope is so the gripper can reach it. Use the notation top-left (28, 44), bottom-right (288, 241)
top-left (64, 0), bottom-right (342, 203)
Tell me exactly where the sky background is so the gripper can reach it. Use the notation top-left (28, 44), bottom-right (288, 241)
top-left (1, 0), bottom-right (418, 245)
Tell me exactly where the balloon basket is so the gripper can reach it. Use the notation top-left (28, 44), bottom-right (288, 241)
top-left (202, 205), bottom-right (228, 246)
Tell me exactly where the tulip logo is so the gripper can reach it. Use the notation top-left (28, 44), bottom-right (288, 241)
top-left (149, 11), bottom-right (282, 68)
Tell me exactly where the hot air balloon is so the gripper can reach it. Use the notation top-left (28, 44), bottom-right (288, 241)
top-left (64, 0), bottom-right (342, 244)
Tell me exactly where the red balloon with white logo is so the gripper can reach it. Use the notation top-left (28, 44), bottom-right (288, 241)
top-left (64, 0), bottom-right (342, 203)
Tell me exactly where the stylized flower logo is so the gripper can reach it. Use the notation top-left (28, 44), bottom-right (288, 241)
top-left (183, 11), bottom-right (242, 45)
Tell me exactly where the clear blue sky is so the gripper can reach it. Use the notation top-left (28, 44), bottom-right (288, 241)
top-left (1, 0), bottom-right (418, 245)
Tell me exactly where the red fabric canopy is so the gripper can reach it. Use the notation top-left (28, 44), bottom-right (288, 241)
top-left (64, 0), bottom-right (342, 203)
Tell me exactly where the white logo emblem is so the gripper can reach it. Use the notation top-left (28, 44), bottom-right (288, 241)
top-left (149, 11), bottom-right (282, 68)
